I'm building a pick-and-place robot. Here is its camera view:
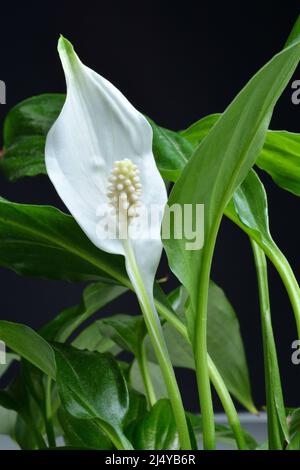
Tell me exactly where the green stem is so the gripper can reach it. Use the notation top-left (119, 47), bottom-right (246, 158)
top-left (251, 240), bottom-right (286, 450)
top-left (137, 340), bottom-right (156, 407)
top-left (225, 208), bottom-right (300, 341)
top-left (123, 237), bottom-right (191, 450)
top-left (155, 300), bottom-right (247, 450)
top-left (45, 377), bottom-right (56, 448)
top-left (194, 248), bottom-right (216, 449)
top-left (264, 244), bottom-right (300, 340)
top-left (208, 357), bottom-right (247, 450)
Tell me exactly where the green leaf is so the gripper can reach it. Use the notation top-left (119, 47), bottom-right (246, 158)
top-left (0, 321), bottom-right (56, 379)
top-left (287, 408), bottom-right (300, 449)
top-left (182, 113), bottom-right (300, 197)
top-left (54, 344), bottom-right (132, 449)
top-left (123, 389), bottom-right (148, 428)
top-left (126, 399), bottom-right (179, 450)
top-left (285, 14), bottom-right (300, 48)
top-left (1, 94), bottom-right (65, 181)
top-left (148, 117), bottom-right (193, 182)
top-left (72, 321), bottom-right (121, 355)
top-left (256, 131), bottom-right (300, 196)
top-left (164, 36), bottom-right (300, 335)
top-left (41, 282), bottom-right (127, 341)
top-left (0, 198), bottom-right (128, 284)
top-left (97, 314), bottom-right (147, 357)
top-left (130, 360), bottom-right (167, 400)
top-left (58, 407), bottom-right (113, 450)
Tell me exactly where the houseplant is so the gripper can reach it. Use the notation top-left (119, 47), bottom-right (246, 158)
top-left (0, 14), bottom-right (300, 451)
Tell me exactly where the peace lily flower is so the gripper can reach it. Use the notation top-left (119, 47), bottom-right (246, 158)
top-left (45, 37), bottom-right (191, 449)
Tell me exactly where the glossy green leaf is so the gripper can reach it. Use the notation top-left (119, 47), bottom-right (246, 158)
top-left (148, 117), bottom-right (193, 181)
top-left (0, 198), bottom-right (128, 285)
top-left (164, 37), bottom-right (300, 334)
top-left (0, 321), bottom-right (56, 379)
top-left (123, 389), bottom-right (148, 428)
top-left (1, 94), bottom-right (65, 181)
top-left (58, 407), bottom-right (113, 450)
top-left (97, 314), bottom-right (147, 357)
top-left (54, 344), bottom-right (131, 449)
top-left (127, 399), bottom-right (179, 450)
top-left (41, 282), bottom-right (127, 341)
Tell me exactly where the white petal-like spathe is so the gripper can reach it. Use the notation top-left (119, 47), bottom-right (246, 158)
top-left (45, 37), bottom-right (167, 293)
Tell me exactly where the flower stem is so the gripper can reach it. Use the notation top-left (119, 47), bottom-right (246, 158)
top-left (194, 248), bottom-right (216, 449)
top-left (264, 243), bottom-right (300, 340)
top-left (207, 357), bottom-right (247, 450)
top-left (123, 238), bottom-right (191, 450)
top-left (251, 240), bottom-right (287, 449)
top-left (45, 377), bottom-right (56, 448)
top-left (137, 339), bottom-right (157, 407)
top-left (155, 299), bottom-right (247, 450)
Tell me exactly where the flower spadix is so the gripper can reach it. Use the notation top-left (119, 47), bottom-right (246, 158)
top-left (45, 37), bottom-right (167, 295)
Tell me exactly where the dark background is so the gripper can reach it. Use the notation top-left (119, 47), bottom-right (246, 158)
top-left (0, 1), bottom-right (299, 412)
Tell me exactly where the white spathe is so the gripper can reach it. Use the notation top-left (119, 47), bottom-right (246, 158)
top-left (45, 37), bottom-right (167, 294)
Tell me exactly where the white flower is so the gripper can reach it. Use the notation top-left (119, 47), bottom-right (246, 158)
top-left (45, 37), bottom-right (190, 449)
top-left (45, 37), bottom-right (167, 297)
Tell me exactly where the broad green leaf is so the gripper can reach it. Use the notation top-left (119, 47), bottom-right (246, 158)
top-left (41, 282), bottom-right (127, 341)
top-left (58, 407), bottom-right (113, 450)
top-left (126, 399), bottom-right (179, 450)
top-left (164, 37), bottom-right (300, 336)
top-left (1, 94), bottom-right (65, 181)
top-left (123, 389), bottom-right (147, 428)
top-left (0, 198), bottom-right (128, 285)
top-left (97, 314), bottom-right (147, 357)
top-left (72, 321), bottom-right (121, 355)
top-left (256, 131), bottom-right (300, 196)
top-left (148, 117), bottom-right (193, 181)
top-left (183, 113), bottom-right (300, 197)
top-left (0, 321), bottom-right (56, 379)
top-left (54, 344), bottom-right (131, 449)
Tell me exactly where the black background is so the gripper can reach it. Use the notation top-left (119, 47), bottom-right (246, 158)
top-left (0, 1), bottom-right (300, 412)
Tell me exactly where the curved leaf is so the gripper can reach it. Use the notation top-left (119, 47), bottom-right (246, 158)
top-left (54, 344), bottom-right (131, 449)
top-left (126, 399), bottom-right (179, 450)
top-left (0, 321), bottom-right (55, 379)
top-left (0, 198), bottom-right (128, 285)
